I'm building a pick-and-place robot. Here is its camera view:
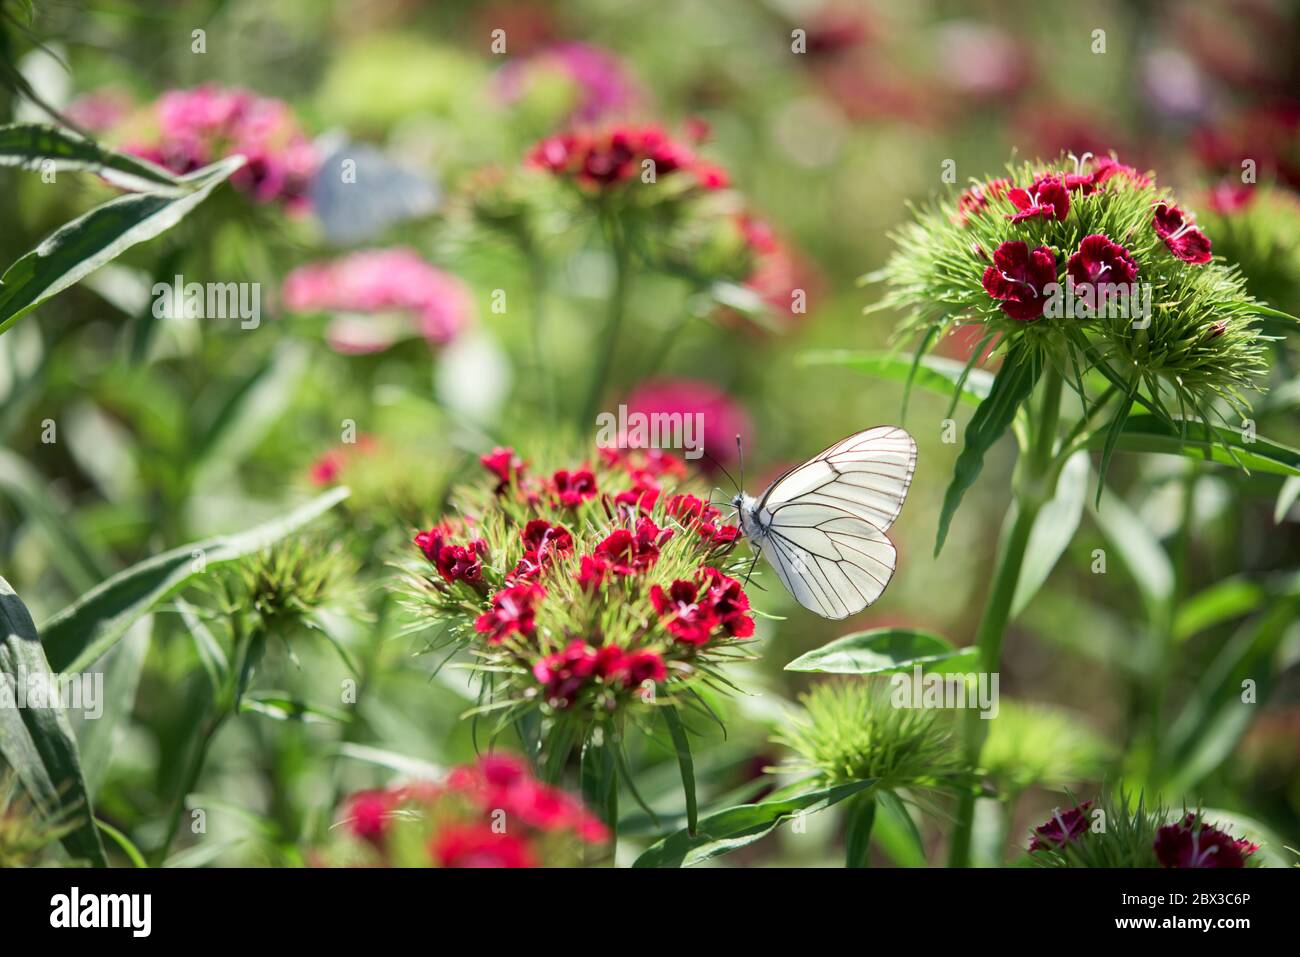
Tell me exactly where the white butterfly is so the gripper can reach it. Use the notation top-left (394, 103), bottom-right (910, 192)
top-left (730, 426), bottom-right (917, 620)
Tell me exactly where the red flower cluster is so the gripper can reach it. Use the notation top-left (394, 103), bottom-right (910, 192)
top-left (533, 640), bottom-right (667, 707)
top-left (341, 754), bottom-right (607, 867)
top-left (510, 519), bottom-right (574, 582)
top-left (667, 493), bottom-right (740, 546)
top-left (474, 582), bottom-right (545, 644)
top-left (527, 124), bottom-right (728, 191)
top-left (481, 446), bottom-right (527, 495)
top-left (1066, 234), bottom-right (1139, 313)
top-left (1153, 814), bottom-right (1259, 869)
top-left (414, 524), bottom-right (488, 586)
top-left (551, 468), bottom-right (597, 508)
top-left (1153, 203), bottom-right (1212, 264)
top-left (982, 241), bottom-right (1058, 321)
top-left (650, 567), bottom-right (755, 646)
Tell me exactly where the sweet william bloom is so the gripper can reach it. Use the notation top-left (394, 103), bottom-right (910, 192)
top-left (1066, 234), bottom-right (1139, 313)
top-left (1029, 802), bottom-right (1092, 851)
top-left (414, 526), bottom-right (488, 586)
top-left (1006, 175), bottom-right (1070, 223)
top-left (1205, 180), bottom-right (1256, 215)
top-left (431, 824), bottom-right (536, 868)
top-left (982, 241), bottom-right (1058, 321)
top-left (511, 520), bottom-right (574, 581)
top-left (474, 582), bottom-right (545, 644)
top-left (1152, 203), bottom-right (1212, 264)
top-left (650, 579), bottom-right (719, 645)
top-left (667, 493), bottom-right (741, 546)
top-left (551, 469), bottom-right (597, 508)
top-left (594, 517), bottom-right (673, 574)
top-left (481, 447), bottom-right (526, 495)
top-left (345, 790), bottom-right (397, 845)
top-left (527, 124), bottom-right (727, 192)
top-left (1154, 814), bottom-right (1259, 868)
top-left (954, 177), bottom-right (1011, 225)
top-left (576, 554), bottom-right (610, 591)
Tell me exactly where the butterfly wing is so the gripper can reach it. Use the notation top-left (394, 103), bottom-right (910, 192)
top-left (751, 426), bottom-right (916, 619)
top-left (758, 426), bottom-right (916, 532)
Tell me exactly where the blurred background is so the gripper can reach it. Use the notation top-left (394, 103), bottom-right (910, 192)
top-left (1, 0), bottom-right (1298, 866)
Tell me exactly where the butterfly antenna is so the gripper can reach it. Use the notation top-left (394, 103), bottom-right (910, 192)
top-left (700, 449), bottom-right (739, 495)
top-left (736, 433), bottom-right (745, 493)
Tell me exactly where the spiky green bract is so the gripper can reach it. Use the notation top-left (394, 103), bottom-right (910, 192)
top-left (1201, 184), bottom-right (1300, 311)
top-left (397, 448), bottom-right (756, 733)
top-left (871, 155), bottom-right (1273, 423)
top-left (220, 536), bottom-right (358, 637)
top-left (773, 678), bottom-right (965, 790)
top-left (979, 700), bottom-right (1112, 796)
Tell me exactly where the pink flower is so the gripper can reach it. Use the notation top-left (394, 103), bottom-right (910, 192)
top-left (666, 494), bottom-right (740, 547)
top-left (494, 42), bottom-right (641, 124)
top-left (1029, 802), bottom-right (1092, 851)
top-left (981, 241), bottom-right (1058, 321)
top-left (344, 790), bottom-right (397, 845)
top-left (126, 85), bottom-right (319, 209)
top-left (1005, 175), bottom-right (1070, 223)
top-left (282, 248), bottom-right (472, 349)
top-left (1154, 814), bottom-right (1259, 868)
top-left (474, 583), bottom-right (545, 644)
top-left (1066, 234), bottom-right (1139, 313)
top-left (1152, 203), bottom-right (1212, 264)
top-left (624, 379), bottom-right (752, 473)
top-left (650, 567), bottom-right (754, 646)
top-left (1205, 180), bottom-right (1256, 215)
top-left (510, 520), bottom-right (574, 581)
top-left (526, 124), bottom-right (727, 192)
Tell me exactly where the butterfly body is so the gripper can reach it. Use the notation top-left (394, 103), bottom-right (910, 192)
top-left (730, 426), bottom-right (917, 620)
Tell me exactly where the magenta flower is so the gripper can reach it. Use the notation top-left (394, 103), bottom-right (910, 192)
top-left (281, 248), bottom-right (472, 350)
top-left (1153, 814), bottom-right (1259, 868)
top-left (1005, 175), bottom-right (1070, 223)
top-left (474, 583), bottom-right (545, 644)
top-left (1205, 180), bottom-right (1256, 215)
top-left (1066, 234), bottom-right (1139, 313)
top-left (624, 379), bottom-right (752, 472)
top-left (1029, 802), bottom-right (1092, 851)
top-left (981, 241), bottom-right (1058, 321)
top-left (494, 42), bottom-right (641, 124)
top-left (125, 84), bottom-right (318, 210)
top-left (1152, 203), bottom-right (1212, 264)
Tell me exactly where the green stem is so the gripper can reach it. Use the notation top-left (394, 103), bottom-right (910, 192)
top-left (845, 792), bottom-right (877, 868)
top-left (581, 213), bottom-right (630, 429)
top-left (948, 365), bottom-right (1062, 867)
top-left (151, 709), bottom-right (226, 866)
top-left (525, 242), bottom-right (558, 424)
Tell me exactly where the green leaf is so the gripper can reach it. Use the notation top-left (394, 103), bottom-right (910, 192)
top-left (0, 155), bottom-right (245, 337)
top-left (74, 615), bottom-right (151, 795)
top-left (1087, 490), bottom-right (1174, 619)
top-left (190, 344), bottom-right (308, 487)
top-left (0, 447), bottom-right (109, 593)
top-left (0, 122), bottom-right (185, 193)
top-left (1172, 576), bottom-right (1266, 642)
top-left (1275, 476), bottom-right (1300, 524)
top-left (95, 818), bottom-right (148, 868)
top-left (1011, 451), bottom-right (1089, 616)
top-left (334, 743), bottom-right (441, 779)
top-left (785, 627), bottom-right (976, 675)
top-left (632, 779), bottom-right (876, 868)
top-left (872, 791), bottom-right (926, 867)
top-left (1088, 415), bottom-right (1300, 477)
top-left (1094, 376), bottom-right (1139, 505)
top-left (934, 346), bottom-right (1041, 555)
top-left (0, 576), bottom-right (106, 865)
top-left (41, 486), bottom-right (348, 674)
top-left (799, 350), bottom-right (993, 409)
top-left (662, 705), bottom-right (698, 835)
top-left (239, 693), bottom-right (348, 724)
